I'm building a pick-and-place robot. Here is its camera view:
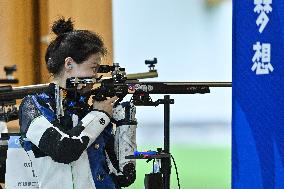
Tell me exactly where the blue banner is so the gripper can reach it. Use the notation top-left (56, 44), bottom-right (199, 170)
top-left (233, 1), bottom-right (284, 189)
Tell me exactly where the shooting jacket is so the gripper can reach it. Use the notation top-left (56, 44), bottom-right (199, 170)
top-left (19, 86), bottom-right (118, 189)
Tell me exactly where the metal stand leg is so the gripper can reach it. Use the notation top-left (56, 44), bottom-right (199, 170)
top-left (162, 95), bottom-right (172, 189)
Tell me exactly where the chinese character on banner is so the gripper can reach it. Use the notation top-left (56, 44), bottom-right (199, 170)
top-left (254, 0), bottom-right (272, 33)
top-left (251, 42), bottom-right (274, 75)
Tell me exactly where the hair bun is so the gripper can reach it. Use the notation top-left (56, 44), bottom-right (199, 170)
top-left (52, 17), bottom-right (74, 36)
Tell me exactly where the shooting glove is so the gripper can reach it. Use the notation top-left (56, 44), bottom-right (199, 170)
top-left (112, 101), bottom-right (137, 187)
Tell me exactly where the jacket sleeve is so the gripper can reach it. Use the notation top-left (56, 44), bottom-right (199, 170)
top-left (19, 96), bottom-right (110, 164)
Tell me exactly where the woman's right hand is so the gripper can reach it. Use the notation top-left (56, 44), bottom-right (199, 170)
top-left (93, 96), bottom-right (118, 117)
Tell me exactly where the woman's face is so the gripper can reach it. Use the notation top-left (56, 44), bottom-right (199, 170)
top-left (68, 53), bottom-right (102, 78)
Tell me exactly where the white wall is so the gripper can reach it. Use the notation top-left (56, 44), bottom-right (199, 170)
top-left (112, 0), bottom-right (232, 124)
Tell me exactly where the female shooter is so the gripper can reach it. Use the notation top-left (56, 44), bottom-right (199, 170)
top-left (19, 18), bottom-right (137, 189)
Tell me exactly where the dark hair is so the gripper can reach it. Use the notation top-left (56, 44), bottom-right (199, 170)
top-left (45, 17), bottom-right (107, 75)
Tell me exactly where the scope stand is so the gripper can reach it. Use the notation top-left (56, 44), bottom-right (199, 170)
top-left (127, 95), bottom-right (174, 189)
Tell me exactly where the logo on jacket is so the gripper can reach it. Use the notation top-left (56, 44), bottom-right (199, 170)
top-left (99, 118), bottom-right (105, 125)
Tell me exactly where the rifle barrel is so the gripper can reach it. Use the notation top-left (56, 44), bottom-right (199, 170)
top-left (0, 84), bottom-right (49, 101)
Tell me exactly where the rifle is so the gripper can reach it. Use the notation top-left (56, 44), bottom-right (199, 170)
top-left (0, 65), bottom-right (19, 122)
top-left (66, 58), bottom-right (231, 106)
top-left (0, 58), bottom-right (231, 118)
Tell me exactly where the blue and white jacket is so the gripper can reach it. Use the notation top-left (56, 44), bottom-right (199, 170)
top-left (18, 86), bottom-right (133, 189)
